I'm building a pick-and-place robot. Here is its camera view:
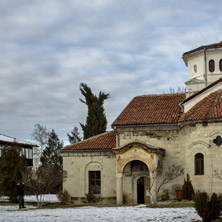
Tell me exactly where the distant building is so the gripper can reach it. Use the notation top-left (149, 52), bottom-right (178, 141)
top-left (61, 42), bottom-right (222, 205)
top-left (0, 134), bottom-right (38, 166)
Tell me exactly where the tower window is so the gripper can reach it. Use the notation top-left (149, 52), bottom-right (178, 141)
top-left (209, 60), bottom-right (215, 72)
top-left (219, 59), bottom-right (222, 71)
top-left (195, 153), bottom-right (204, 175)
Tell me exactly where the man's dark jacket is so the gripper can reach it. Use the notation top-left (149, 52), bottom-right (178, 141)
top-left (16, 184), bottom-right (24, 196)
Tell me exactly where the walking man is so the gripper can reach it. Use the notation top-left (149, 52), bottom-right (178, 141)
top-left (16, 182), bottom-right (25, 209)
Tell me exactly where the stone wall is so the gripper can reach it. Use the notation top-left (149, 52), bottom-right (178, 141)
top-left (61, 121), bottom-right (222, 204)
top-left (116, 122), bottom-right (222, 197)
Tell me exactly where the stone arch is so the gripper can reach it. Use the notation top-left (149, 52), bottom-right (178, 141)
top-left (121, 157), bottom-right (152, 174)
top-left (85, 161), bottom-right (103, 171)
top-left (113, 141), bottom-right (165, 205)
top-left (114, 141), bottom-right (164, 173)
top-left (188, 141), bottom-right (209, 151)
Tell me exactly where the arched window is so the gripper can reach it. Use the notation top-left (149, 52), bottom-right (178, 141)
top-left (219, 59), bottom-right (222, 71)
top-left (209, 60), bottom-right (215, 72)
top-left (195, 153), bottom-right (204, 175)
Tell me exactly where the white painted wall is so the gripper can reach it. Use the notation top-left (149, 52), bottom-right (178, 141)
top-left (186, 48), bottom-right (222, 83)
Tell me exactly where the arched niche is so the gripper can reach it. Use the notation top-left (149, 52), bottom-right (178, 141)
top-left (84, 161), bottom-right (103, 194)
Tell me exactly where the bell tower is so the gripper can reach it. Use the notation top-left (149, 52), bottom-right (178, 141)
top-left (183, 42), bottom-right (222, 97)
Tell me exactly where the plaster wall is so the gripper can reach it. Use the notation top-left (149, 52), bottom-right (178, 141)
top-left (187, 49), bottom-right (222, 82)
top-left (61, 151), bottom-right (116, 205)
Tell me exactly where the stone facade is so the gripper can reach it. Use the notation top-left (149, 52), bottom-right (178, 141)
top-left (62, 151), bottom-right (116, 204)
top-left (61, 42), bottom-right (222, 205)
top-left (61, 121), bottom-right (222, 205)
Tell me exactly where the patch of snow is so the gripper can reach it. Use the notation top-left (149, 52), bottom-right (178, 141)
top-left (0, 206), bottom-right (201, 222)
top-left (0, 194), bottom-right (59, 203)
top-left (24, 194), bottom-right (59, 203)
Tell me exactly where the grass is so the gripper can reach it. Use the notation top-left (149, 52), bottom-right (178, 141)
top-left (150, 200), bottom-right (195, 208)
top-left (0, 200), bottom-right (195, 209)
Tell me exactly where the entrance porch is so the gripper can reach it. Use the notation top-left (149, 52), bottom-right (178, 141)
top-left (113, 141), bottom-right (165, 205)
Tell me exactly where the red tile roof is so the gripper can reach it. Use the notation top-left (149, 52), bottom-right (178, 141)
top-left (179, 90), bottom-right (222, 122)
top-left (61, 131), bottom-right (116, 151)
top-left (112, 93), bottom-right (186, 126)
top-left (183, 41), bottom-right (222, 56)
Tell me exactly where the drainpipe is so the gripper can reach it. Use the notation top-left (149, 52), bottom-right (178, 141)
top-left (204, 48), bottom-right (208, 87)
top-left (113, 127), bottom-right (120, 147)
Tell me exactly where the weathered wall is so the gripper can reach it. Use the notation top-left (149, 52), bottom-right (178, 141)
top-left (62, 122), bottom-right (222, 204)
top-left (61, 151), bottom-right (116, 205)
top-left (116, 122), bottom-right (222, 197)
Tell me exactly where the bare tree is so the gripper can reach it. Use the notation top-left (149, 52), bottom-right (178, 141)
top-left (31, 124), bottom-right (49, 167)
top-left (169, 86), bottom-right (186, 93)
top-left (150, 164), bottom-right (184, 204)
top-left (24, 166), bottom-right (67, 208)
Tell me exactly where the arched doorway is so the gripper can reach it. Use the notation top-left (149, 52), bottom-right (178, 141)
top-left (122, 160), bottom-right (151, 204)
top-left (137, 177), bottom-right (144, 204)
top-left (114, 142), bottom-right (165, 205)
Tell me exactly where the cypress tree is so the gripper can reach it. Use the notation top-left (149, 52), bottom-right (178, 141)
top-left (0, 145), bottom-right (27, 202)
top-left (182, 173), bottom-right (194, 200)
top-left (79, 83), bottom-right (109, 139)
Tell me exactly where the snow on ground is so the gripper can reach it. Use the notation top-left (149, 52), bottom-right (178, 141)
top-left (0, 195), bottom-right (59, 203)
top-left (0, 205), bottom-right (201, 222)
top-left (24, 194), bottom-right (59, 203)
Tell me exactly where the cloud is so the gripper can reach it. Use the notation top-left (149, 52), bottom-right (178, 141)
top-left (0, 0), bottom-right (222, 144)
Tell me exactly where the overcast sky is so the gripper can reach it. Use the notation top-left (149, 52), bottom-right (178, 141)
top-left (0, 0), bottom-right (222, 145)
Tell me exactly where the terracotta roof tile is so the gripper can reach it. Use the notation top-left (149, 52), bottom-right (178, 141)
top-left (179, 90), bottom-right (222, 122)
top-left (183, 42), bottom-right (222, 56)
top-left (112, 93), bottom-right (185, 126)
top-left (61, 131), bottom-right (116, 151)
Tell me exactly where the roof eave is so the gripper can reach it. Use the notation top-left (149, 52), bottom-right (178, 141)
top-left (60, 149), bottom-right (113, 153)
top-left (112, 123), bottom-right (179, 128)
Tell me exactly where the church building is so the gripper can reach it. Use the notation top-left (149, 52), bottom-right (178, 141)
top-left (61, 42), bottom-right (222, 205)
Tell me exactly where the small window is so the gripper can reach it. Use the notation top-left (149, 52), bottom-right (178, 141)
top-left (219, 59), bottom-right (222, 71)
top-left (195, 153), bottom-right (204, 175)
top-left (89, 171), bottom-right (101, 194)
top-left (28, 149), bottom-right (33, 159)
top-left (22, 148), bottom-right (26, 157)
top-left (209, 60), bottom-right (215, 72)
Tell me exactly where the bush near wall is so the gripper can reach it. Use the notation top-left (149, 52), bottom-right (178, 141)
top-left (182, 174), bottom-right (194, 200)
top-left (194, 192), bottom-right (222, 222)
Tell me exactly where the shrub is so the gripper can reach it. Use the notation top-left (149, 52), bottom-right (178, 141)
top-left (85, 193), bottom-right (97, 203)
top-left (194, 192), bottom-right (222, 222)
top-left (161, 189), bottom-right (169, 201)
top-left (57, 190), bottom-right (71, 205)
top-left (182, 174), bottom-right (194, 200)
